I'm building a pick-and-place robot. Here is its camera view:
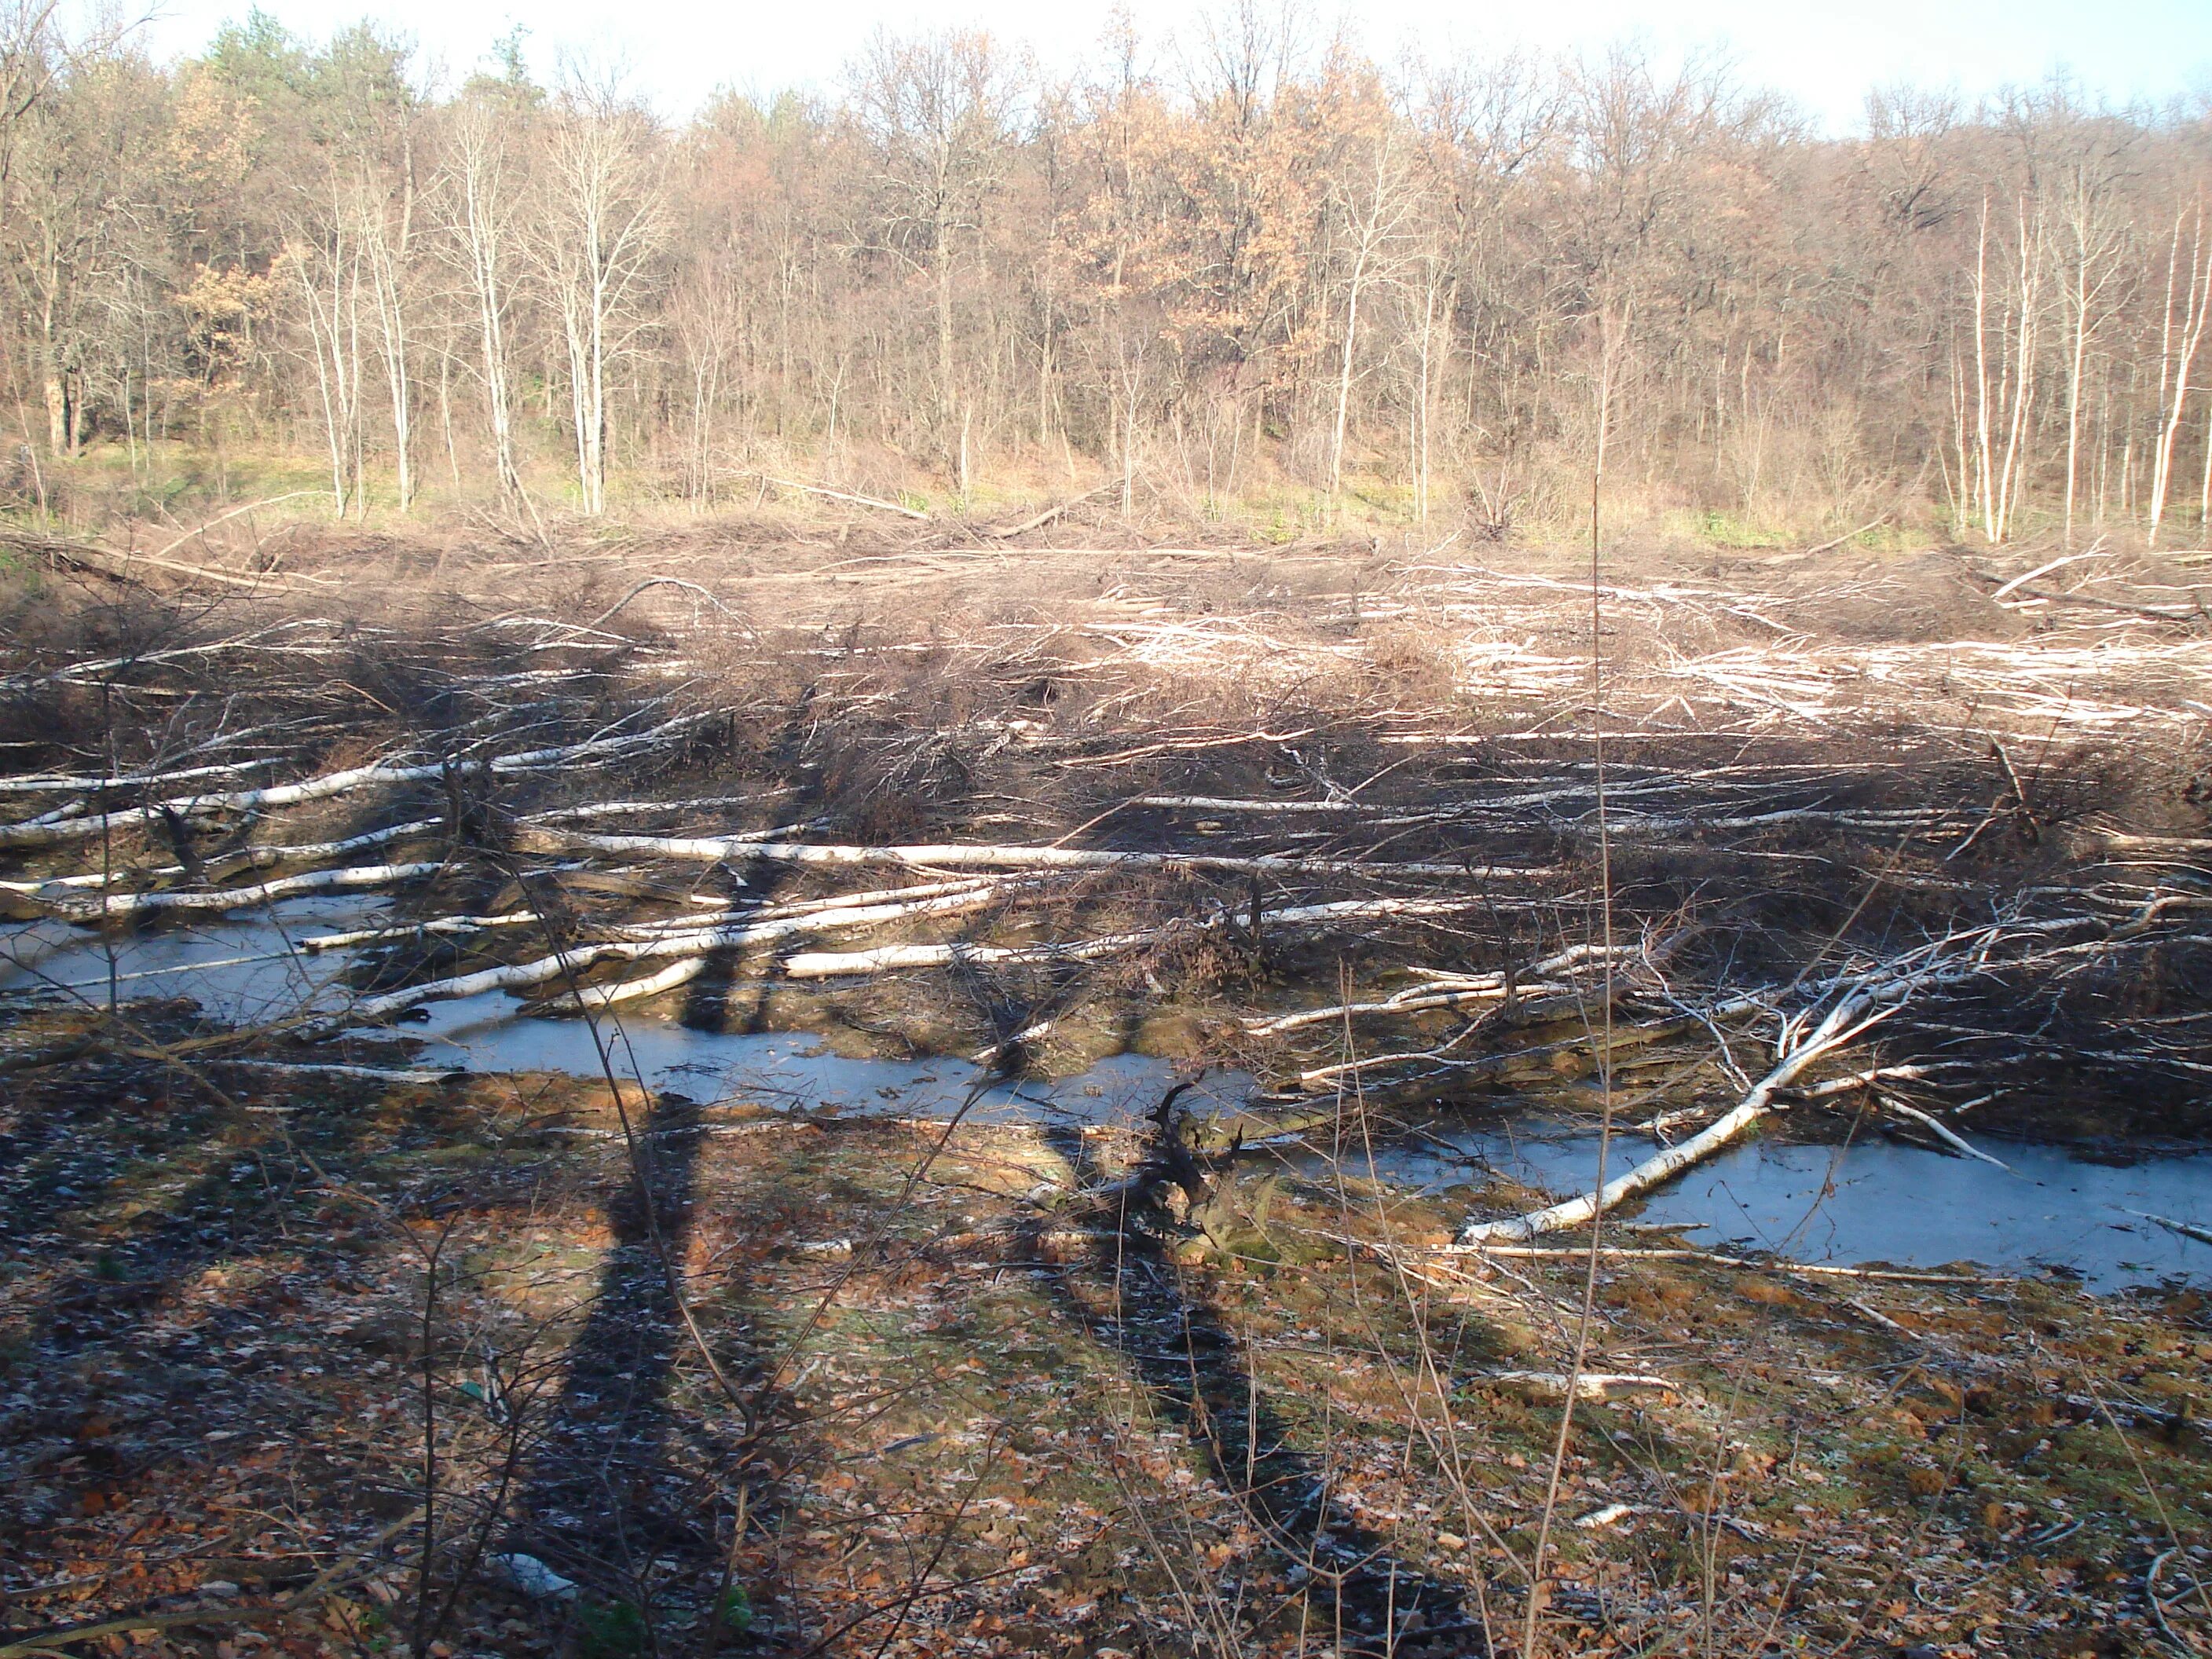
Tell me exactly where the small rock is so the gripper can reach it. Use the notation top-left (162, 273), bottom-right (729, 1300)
top-left (488, 1553), bottom-right (578, 1602)
top-left (200, 1580), bottom-right (240, 1598)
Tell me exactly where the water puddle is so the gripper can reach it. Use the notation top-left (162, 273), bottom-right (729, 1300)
top-left (5, 903), bottom-right (2208, 1288)
top-left (0, 899), bottom-right (1251, 1127)
top-left (0, 898), bottom-right (376, 1024)
top-left (1305, 1119), bottom-right (2212, 1292)
top-left (410, 991), bottom-right (1246, 1126)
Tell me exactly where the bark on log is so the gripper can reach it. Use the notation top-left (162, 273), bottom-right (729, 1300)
top-left (317, 884), bottom-right (1012, 1031)
top-left (1460, 990), bottom-right (1892, 1244)
top-left (46, 860), bottom-right (446, 921)
top-left (0, 715), bottom-right (709, 849)
top-left (316, 895), bottom-right (1485, 1033)
top-left (515, 826), bottom-right (1533, 881)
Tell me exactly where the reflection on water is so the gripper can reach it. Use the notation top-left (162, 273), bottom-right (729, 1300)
top-left (1303, 1119), bottom-right (2212, 1292)
top-left (0, 898), bottom-right (383, 1024)
top-left (5, 901), bottom-right (2208, 1287)
top-left (412, 991), bottom-right (1250, 1126)
top-left (0, 898), bottom-right (1251, 1127)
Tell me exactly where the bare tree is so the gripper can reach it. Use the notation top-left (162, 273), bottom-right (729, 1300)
top-left (2148, 206), bottom-right (2212, 545)
top-left (287, 178), bottom-right (366, 515)
top-left (1324, 117), bottom-right (1420, 503)
top-left (851, 27), bottom-right (1015, 483)
top-left (532, 76), bottom-right (665, 515)
top-left (359, 157), bottom-right (418, 511)
top-left (443, 90), bottom-right (527, 503)
top-left (2043, 112), bottom-right (2136, 546)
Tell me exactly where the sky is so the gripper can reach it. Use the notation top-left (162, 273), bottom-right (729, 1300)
top-left (133, 0), bottom-right (2212, 132)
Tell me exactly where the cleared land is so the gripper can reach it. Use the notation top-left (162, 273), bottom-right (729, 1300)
top-left (1, 522), bottom-right (2208, 1658)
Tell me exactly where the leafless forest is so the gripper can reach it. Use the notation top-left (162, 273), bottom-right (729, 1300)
top-left (0, 0), bottom-right (2209, 535)
top-left (1, 4), bottom-right (2210, 1659)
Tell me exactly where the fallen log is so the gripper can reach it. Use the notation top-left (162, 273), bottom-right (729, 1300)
top-left (315, 884), bottom-right (1015, 1031)
top-left (2128, 1209), bottom-right (2212, 1248)
top-left (1459, 979), bottom-right (1910, 1244)
top-left (753, 473), bottom-right (928, 520)
top-left (1877, 1097), bottom-right (2011, 1169)
top-left (0, 714), bottom-right (711, 849)
top-left (4, 821), bottom-right (445, 903)
top-left (316, 895), bottom-right (1487, 1033)
top-left (593, 895), bottom-right (1489, 1004)
top-left (1247, 945), bottom-right (1624, 1035)
top-left (0, 758), bottom-right (281, 796)
top-left (39, 860), bottom-right (446, 921)
top-left (987, 482), bottom-right (1115, 539)
top-left (515, 825), bottom-right (1538, 881)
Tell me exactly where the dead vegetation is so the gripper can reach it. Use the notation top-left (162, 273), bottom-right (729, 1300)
top-left (2, 522), bottom-right (2209, 1657)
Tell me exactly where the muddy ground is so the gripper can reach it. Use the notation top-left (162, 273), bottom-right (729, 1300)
top-left (1, 522), bottom-right (2208, 1657)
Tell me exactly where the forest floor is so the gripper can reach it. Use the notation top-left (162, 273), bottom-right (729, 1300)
top-left (0, 515), bottom-right (2207, 1657)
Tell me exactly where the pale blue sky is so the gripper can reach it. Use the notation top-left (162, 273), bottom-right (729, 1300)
top-left (137, 0), bottom-right (2212, 130)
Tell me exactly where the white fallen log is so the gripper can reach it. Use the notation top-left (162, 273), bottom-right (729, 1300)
top-left (973, 1020), bottom-right (1056, 1066)
top-left (583, 894), bottom-right (1481, 1005)
top-left (300, 910), bottom-right (543, 952)
top-left (2, 819), bottom-right (445, 897)
top-left (1460, 983), bottom-right (1906, 1244)
top-left (1790, 1064), bottom-right (1938, 1098)
top-left (317, 885), bottom-right (1019, 1031)
top-left (516, 826), bottom-right (1530, 881)
top-left (1572, 1502), bottom-right (1646, 1530)
top-left (47, 861), bottom-right (447, 921)
top-left (224, 1058), bottom-right (463, 1085)
top-left (522, 793), bottom-right (789, 825)
top-left (1133, 795), bottom-right (1369, 814)
top-left (1247, 981), bottom-right (1525, 1036)
top-left (319, 894), bottom-right (1485, 1032)
top-left (0, 759), bottom-right (280, 795)
top-left (1878, 1097), bottom-right (2012, 1169)
top-left (621, 875), bottom-right (1008, 935)
top-left (753, 473), bottom-right (928, 520)
top-left (1244, 945), bottom-right (1614, 1035)
top-left (1988, 545), bottom-right (2111, 601)
top-left (302, 878), bottom-right (1010, 970)
top-left (2127, 1209), bottom-right (2212, 1248)
top-left (0, 713), bottom-right (712, 849)
top-left (574, 888), bottom-right (1014, 1006)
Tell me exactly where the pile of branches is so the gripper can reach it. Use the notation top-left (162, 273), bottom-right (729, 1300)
top-left (3, 535), bottom-right (2209, 1199)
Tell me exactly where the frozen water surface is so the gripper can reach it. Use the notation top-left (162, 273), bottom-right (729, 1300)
top-left (6, 903), bottom-right (2207, 1288)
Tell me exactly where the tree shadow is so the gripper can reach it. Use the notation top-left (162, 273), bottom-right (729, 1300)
top-left (1022, 1121), bottom-right (1489, 1658)
top-left (504, 1090), bottom-right (770, 1639)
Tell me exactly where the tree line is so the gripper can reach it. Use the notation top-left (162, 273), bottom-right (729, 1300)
top-left (4, 0), bottom-right (2210, 543)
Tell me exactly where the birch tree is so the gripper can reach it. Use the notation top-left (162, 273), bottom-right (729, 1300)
top-left (2148, 207), bottom-right (2212, 546)
top-left (443, 89), bottom-right (527, 501)
top-left (1324, 119), bottom-right (1419, 502)
top-left (287, 179), bottom-right (364, 515)
top-left (2049, 125), bottom-right (2134, 546)
top-left (357, 157), bottom-right (417, 510)
top-left (533, 80), bottom-right (665, 515)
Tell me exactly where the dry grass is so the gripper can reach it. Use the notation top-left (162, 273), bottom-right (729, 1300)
top-left (0, 521), bottom-right (2207, 1657)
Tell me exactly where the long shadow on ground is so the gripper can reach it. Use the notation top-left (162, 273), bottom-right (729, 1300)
top-left (507, 1091), bottom-right (760, 1639)
top-left (1026, 1122), bottom-right (1489, 1659)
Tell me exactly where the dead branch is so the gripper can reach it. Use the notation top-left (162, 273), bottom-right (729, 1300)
top-left (753, 474), bottom-right (929, 520)
top-left (1459, 935), bottom-right (2000, 1244)
top-left (515, 825), bottom-right (1540, 881)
